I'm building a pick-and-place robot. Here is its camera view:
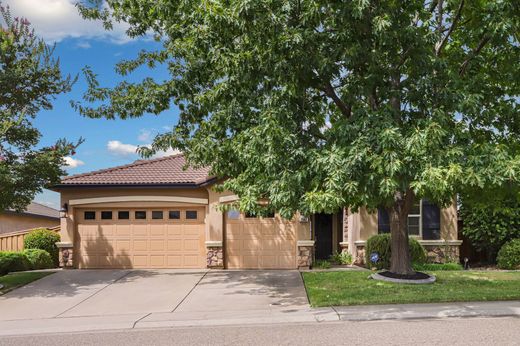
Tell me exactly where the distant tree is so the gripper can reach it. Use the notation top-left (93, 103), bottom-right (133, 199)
top-left (76, 1), bottom-right (519, 275)
top-left (460, 193), bottom-right (520, 262)
top-left (0, 4), bottom-right (80, 211)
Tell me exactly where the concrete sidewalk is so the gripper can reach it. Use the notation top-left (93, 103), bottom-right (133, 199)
top-left (1, 301), bottom-right (520, 336)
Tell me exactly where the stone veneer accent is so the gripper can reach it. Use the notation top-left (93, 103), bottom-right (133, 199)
top-left (355, 242), bottom-right (461, 266)
top-left (57, 242), bottom-right (74, 268)
top-left (207, 247), bottom-right (224, 268)
top-left (355, 245), bottom-right (366, 265)
top-left (423, 244), bottom-right (460, 263)
top-left (297, 244), bottom-right (314, 269)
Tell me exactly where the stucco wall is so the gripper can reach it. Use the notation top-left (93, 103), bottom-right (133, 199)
top-left (59, 187), bottom-right (211, 244)
top-left (0, 213), bottom-right (58, 234)
top-left (352, 199), bottom-right (459, 242)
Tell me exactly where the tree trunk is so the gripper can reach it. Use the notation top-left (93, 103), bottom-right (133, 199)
top-left (388, 190), bottom-right (415, 275)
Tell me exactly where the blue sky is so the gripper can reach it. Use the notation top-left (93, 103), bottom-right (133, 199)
top-left (5, 0), bottom-right (181, 209)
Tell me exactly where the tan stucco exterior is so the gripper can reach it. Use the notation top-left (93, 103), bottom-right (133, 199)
top-left (57, 185), bottom-right (312, 269)
top-left (56, 183), bottom-right (459, 268)
top-left (0, 213), bottom-right (58, 235)
top-left (345, 199), bottom-right (461, 263)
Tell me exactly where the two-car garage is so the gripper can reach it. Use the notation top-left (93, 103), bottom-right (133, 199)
top-left (75, 207), bottom-right (206, 269)
top-left (55, 155), bottom-right (306, 270)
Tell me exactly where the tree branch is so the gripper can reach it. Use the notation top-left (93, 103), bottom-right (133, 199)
top-left (435, 0), bottom-right (464, 56)
top-left (321, 81), bottom-right (352, 118)
top-left (459, 34), bottom-right (491, 76)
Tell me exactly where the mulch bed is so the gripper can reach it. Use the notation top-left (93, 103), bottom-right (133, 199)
top-left (378, 270), bottom-right (431, 280)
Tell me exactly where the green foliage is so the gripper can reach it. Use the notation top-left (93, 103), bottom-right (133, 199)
top-left (497, 239), bottom-right (520, 270)
top-left (460, 195), bottom-right (520, 260)
top-left (412, 263), bottom-right (462, 271)
top-left (22, 249), bottom-right (54, 270)
top-left (24, 228), bottom-right (60, 266)
top-left (314, 260), bottom-right (332, 270)
top-left (76, 1), bottom-right (519, 271)
top-left (366, 234), bottom-right (426, 270)
top-left (330, 251), bottom-right (353, 265)
top-left (0, 4), bottom-right (81, 211)
top-left (0, 251), bottom-right (29, 276)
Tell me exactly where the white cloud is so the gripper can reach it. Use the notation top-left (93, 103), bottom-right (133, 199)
top-left (137, 129), bottom-right (152, 142)
top-left (107, 140), bottom-right (137, 156)
top-left (76, 41), bottom-right (91, 49)
top-left (63, 156), bottom-right (85, 169)
top-left (151, 148), bottom-right (181, 159)
top-left (4, 0), bottom-right (132, 44)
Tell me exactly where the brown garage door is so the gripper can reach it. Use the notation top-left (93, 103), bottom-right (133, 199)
top-left (225, 214), bottom-right (296, 269)
top-left (75, 207), bottom-right (205, 269)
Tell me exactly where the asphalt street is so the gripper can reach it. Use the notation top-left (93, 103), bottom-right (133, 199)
top-left (1, 317), bottom-right (519, 346)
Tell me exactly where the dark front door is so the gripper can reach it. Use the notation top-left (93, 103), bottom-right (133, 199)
top-left (314, 213), bottom-right (333, 260)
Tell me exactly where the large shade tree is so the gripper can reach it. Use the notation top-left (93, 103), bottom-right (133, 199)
top-left (0, 4), bottom-right (80, 211)
top-left (76, 0), bottom-right (519, 275)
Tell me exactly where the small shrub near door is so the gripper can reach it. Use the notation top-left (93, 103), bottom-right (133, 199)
top-left (0, 252), bottom-right (30, 276)
top-left (23, 228), bottom-right (60, 266)
top-left (497, 239), bottom-right (520, 270)
top-left (22, 249), bottom-right (54, 270)
top-left (365, 234), bottom-right (427, 270)
top-left (330, 251), bottom-right (353, 265)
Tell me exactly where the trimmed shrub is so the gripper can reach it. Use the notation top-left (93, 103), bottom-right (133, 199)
top-left (330, 251), bottom-right (353, 265)
top-left (314, 260), bottom-right (332, 269)
top-left (413, 263), bottom-right (462, 271)
top-left (24, 228), bottom-right (60, 266)
top-left (365, 234), bottom-right (427, 270)
top-left (497, 239), bottom-right (520, 270)
top-left (23, 249), bottom-right (54, 270)
top-left (0, 251), bottom-right (30, 276)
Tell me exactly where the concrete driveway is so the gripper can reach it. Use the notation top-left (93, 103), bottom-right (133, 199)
top-left (0, 269), bottom-right (309, 321)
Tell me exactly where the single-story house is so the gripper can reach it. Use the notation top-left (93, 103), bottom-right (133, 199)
top-left (0, 202), bottom-right (60, 235)
top-left (51, 154), bottom-right (461, 269)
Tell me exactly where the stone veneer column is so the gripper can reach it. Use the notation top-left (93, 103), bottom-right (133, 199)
top-left (56, 242), bottom-right (74, 268)
top-left (339, 207), bottom-right (349, 253)
top-left (297, 240), bottom-right (315, 269)
top-left (206, 241), bottom-right (224, 268)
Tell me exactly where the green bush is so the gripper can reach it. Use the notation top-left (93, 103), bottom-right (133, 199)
top-left (314, 260), bottom-right (332, 269)
top-left (0, 252), bottom-right (30, 276)
top-left (497, 239), bottom-right (520, 270)
top-left (460, 195), bottom-right (520, 261)
top-left (412, 263), bottom-right (462, 271)
top-left (22, 249), bottom-right (54, 270)
top-left (24, 228), bottom-right (60, 266)
top-left (365, 234), bottom-right (427, 270)
top-left (330, 251), bottom-right (353, 265)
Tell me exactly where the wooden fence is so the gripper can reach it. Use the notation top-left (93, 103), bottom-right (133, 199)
top-left (0, 226), bottom-right (60, 252)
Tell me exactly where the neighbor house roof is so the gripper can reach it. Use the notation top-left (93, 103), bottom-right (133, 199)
top-left (53, 154), bottom-right (214, 188)
top-left (6, 202), bottom-right (59, 219)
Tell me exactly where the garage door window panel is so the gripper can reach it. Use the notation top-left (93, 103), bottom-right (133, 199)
top-left (168, 210), bottom-right (181, 220)
top-left (185, 210), bottom-right (198, 220)
top-left (152, 211), bottom-right (164, 220)
top-left (84, 211), bottom-right (96, 220)
top-left (118, 211), bottom-right (130, 220)
top-left (135, 211), bottom-right (147, 220)
top-left (101, 211), bottom-right (113, 220)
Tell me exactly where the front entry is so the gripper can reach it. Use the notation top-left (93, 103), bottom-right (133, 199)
top-left (314, 213), bottom-right (333, 260)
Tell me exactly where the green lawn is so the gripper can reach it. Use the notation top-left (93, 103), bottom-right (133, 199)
top-left (302, 271), bottom-right (520, 307)
top-left (0, 271), bottom-right (55, 295)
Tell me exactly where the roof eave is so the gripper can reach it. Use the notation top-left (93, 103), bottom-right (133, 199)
top-left (50, 178), bottom-right (217, 191)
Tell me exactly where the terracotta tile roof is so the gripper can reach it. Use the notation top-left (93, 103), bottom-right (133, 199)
top-left (6, 202), bottom-right (59, 219)
top-left (57, 154), bottom-right (213, 187)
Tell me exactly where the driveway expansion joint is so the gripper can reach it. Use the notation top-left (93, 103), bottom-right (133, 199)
top-left (132, 313), bottom-right (151, 329)
top-left (54, 270), bottom-right (134, 318)
top-left (170, 270), bottom-right (209, 313)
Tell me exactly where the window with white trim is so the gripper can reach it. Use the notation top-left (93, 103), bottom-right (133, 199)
top-left (378, 199), bottom-right (441, 240)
